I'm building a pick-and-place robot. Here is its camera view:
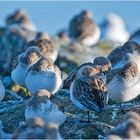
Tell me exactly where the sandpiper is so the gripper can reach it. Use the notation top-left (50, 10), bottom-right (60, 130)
top-left (124, 111), bottom-right (140, 121)
top-left (69, 10), bottom-right (100, 47)
top-left (108, 41), bottom-right (140, 72)
top-left (11, 46), bottom-right (41, 87)
top-left (100, 13), bottom-right (129, 43)
top-left (12, 117), bottom-right (62, 139)
top-left (6, 9), bottom-right (36, 34)
top-left (25, 57), bottom-right (63, 95)
top-left (27, 32), bottom-right (58, 62)
top-left (25, 89), bottom-right (66, 125)
top-left (110, 112), bottom-right (140, 139)
top-left (64, 56), bottom-right (111, 88)
top-left (63, 63), bottom-right (98, 89)
top-left (107, 61), bottom-right (140, 103)
top-left (70, 66), bottom-right (108, 122)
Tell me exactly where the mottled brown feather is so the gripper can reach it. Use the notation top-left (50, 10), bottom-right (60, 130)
top-left (72, 77), bottom-right (108, 112)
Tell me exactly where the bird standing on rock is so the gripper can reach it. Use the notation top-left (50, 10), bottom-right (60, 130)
top-left (25, 57), bottom-right (63, 95)
top-left (25, 89), bottom-right (66, 126)
top-left (107, 61), bottom-right (140, 103)
top-left (70, 66), bottom-right (108, 122)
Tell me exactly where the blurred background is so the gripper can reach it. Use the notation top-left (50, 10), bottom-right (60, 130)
top-left (0, 1), bottom-right (140, 35)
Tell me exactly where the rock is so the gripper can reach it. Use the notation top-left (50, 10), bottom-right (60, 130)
top-left (3, 90), bottom-right (22, 102)
top-left (0, 9), bottom-right (36, 76)
top-left (0, 89), bottom-right (140, 138)
top-left (55, 39), bottom-right (116, 74)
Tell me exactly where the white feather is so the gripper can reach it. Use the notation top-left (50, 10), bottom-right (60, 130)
top-left (25, 70), bottom-right (62, 95)
top-left (11, 63), bottom-right (27, 87)
top-left (25, 102), bottom-right (66, 126)
top-left (82, 26), bottom-right (100, 47)
top-left (108, 75), bottom-right (140, 103)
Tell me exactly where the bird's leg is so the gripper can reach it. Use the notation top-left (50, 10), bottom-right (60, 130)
top-left (119, 103), bottom-right (125, 113)
top-left (87, 111), bottom-right (91, 123)
top-left (80, 111), bottom-right (91, 123)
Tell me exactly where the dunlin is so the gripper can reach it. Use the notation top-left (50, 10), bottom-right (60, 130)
top-left (108, 41), bottom-right (140, 72)
top-left (25, 89), bottom-right (66, 125)
top-left (69, 10), bottom-right (100, 47)
top-left (12, 117), bottom-right (62, 139)
top-left (110, 112), bottom-right (140, 139)
top-left (25, 57), bottom-right (63, 95)
top-left (100, 13), bottom-right (129, 43)
top-left (11, 46), bottom-right (41, 87)
top-left (70, 66), bottom-right (108, 122)
top-left (107, 61), bottom-right (140, 103)
top-left (27, 32), bottom-right (58, 62)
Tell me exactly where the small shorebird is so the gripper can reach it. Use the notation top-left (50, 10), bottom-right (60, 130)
top-left (110, 112), bottom-right (140, 139)
top-left (27, 32), bottom-right (58, 62)
top-left (25, 57), bottom-right (63, 95)
top-left (107, 61), bottom-right (140, 103)
top-left (108, 41), bottom-right (140, 72)
top-left (70, 66), bottom-right (108, 122)
top-left (64, 56), bottom-right (111, 88)
top-left (69, 10), bottom-right (100, 47)
top-left (11, 46), bottom-right (41, 87)
top-left (12, 117), bottom-right (62, 139)
top-left (25, 89), bottom-right (66, 125)
top-left (6, 9), bottom-right (36, 36)
top-left (124, 111), bottom-right (140, 121)
top-left (100, 13), bottom-right (129, 43)
top-left (63, 62), bottom-right (98, 89)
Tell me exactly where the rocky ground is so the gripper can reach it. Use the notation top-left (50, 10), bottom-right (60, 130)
top-left (0, 89), bottom-right (140, 139)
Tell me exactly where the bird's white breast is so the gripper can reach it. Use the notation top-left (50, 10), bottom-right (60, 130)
top-left (108, 75), bottom-right (140, 103)
top-left (82, 26), bottom-right (100, 47)
top-left (25, 70), bottom-right (62, 95)
top-left (11, 63), bottom-right (27, 87)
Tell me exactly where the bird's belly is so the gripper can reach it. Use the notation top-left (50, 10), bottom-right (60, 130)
top-left (25, 107), bottom-right (66, 125)
top-left (70, 84), bottom-right (87, 110)
top-left (108, 79), bottom-right (140, 103)
top-left (25, 71), bottom-right (62, 95)
top-left (82, 27), bottom-right (100, 47)
top-left (11, 64), bottom-right (27, 87)
top-left (50, 51), bottom-right (58, 62)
